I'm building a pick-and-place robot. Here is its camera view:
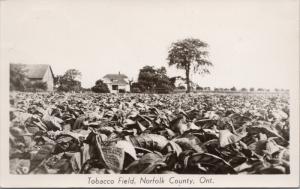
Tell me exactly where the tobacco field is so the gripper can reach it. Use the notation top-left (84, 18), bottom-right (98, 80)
top-left (9, 92), bottom-right (290, 174)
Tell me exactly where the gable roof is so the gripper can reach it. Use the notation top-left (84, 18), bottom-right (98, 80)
top-left (12, 63), bottom-right (54, 79)
top-left (103, 73), bottom-right (129, 85)
top-left (103, 74), bottom-right (128, 79)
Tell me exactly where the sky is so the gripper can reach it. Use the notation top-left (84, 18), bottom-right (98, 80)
top-left (0, 0), bottom-right (299, 89)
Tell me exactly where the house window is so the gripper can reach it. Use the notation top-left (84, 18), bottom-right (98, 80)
top-left (112, 85), bottom-right (118, 90)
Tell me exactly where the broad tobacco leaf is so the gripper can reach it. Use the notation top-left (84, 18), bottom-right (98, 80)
top-left (170, 116), bottom-right (188, 134)
top-left (115, 140), bottom-right (137, 160)
top-left (101, 146), bottom-right (125, 173)
top-left (125, 152), bottom-right (166, 174)
top-left (219, 129), bottom-right (247, 148)
top-left (186, 152), bottom-right (236, 174)
top-left (85, 131), bottom-right (125, 173)
top-left (29, 143), bottom-right (56, 173)
top-left (173, 134), bottom-right (204, 153)
top-left (248, 139), bottom-right (281, 156)
top-left (127, 134), bottom-right (168, 152)
top-left (10, 158), bottom-right (30, 174)
top-left (42, 114), bottom-right (63, 131)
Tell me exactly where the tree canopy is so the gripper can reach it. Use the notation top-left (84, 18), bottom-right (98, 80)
top-left (56, 69), bottom-right (82, 92)
top-left (168, 38), bottom-right (213, 93)
top-left (10, 64), bottom-right (27, 91)
top-left (91, 79), bottom-right (109, 93)
top-left (131, 66), bottom-right (175, 93)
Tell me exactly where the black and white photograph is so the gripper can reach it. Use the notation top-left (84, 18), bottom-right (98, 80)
top-left (0, 0), bottom-right (299, 188)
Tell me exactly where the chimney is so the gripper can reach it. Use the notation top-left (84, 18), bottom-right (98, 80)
top-left (119, 71), bottom-right (120, 75)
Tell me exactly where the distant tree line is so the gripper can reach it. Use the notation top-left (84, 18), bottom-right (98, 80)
top-left (10, 35), bottom-right (289, 94)
top-left (194, 87), bottom-right (287, 93)
top-left (11, 63), bottom-right (288, 94)
top-left (10, 64), bottom-right (86, 92)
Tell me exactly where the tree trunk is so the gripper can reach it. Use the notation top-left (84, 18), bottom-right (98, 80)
top-left (186, 65), bottom-right (190, 93)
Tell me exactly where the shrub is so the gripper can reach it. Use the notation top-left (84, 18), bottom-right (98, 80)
top-left (10, 64), bottom-right (27, 91)
top-left (91, 79), bottom-right (110, 93)
top-left (230, 87), bottom-right (237, 91)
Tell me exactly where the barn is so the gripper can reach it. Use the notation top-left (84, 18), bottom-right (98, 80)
top-left (102, 73), bottom-right (130, 93)
top-left (13, 64), bottom-right (55, 91)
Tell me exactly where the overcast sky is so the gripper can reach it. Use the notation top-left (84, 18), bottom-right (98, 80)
top-left (1, 0), bottom-right (298, 89)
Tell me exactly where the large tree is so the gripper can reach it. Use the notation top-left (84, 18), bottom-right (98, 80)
top-left (56, 69), bottom-right (82, 92)
top-left (167, 38), bottom-right (213, 93)
top-left (10, 63), bottom-right (27, 91)
top-left (134, 65), bottom-right (174, 93)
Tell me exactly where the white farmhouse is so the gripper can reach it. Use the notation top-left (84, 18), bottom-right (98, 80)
top-left (102, 73), bottom-right (130, 93)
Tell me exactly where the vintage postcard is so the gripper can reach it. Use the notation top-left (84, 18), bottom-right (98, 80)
top-left (0, 0), bottom-right (299, 188)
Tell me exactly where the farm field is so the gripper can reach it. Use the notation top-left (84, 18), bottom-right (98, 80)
top-left (9, 92), bottom-right (290, 174)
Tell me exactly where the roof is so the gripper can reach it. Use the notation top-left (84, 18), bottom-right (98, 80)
top-left (11, 63), bottom-right (54, 79)
top-left (103, 73), bottom-right (129, 85)
top-left (103, 74), bottom-right (128, 79)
